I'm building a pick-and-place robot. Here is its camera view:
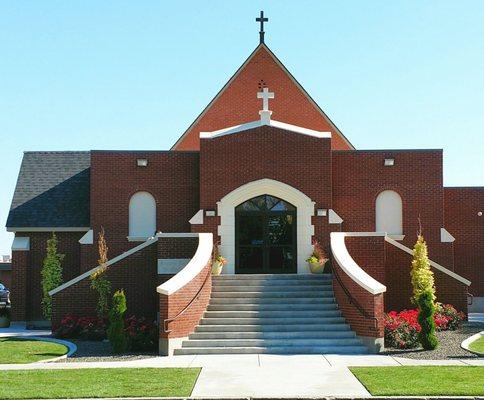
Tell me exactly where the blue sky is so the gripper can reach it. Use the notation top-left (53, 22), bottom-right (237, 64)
top-left (1, 1), bottom-right (483, 255)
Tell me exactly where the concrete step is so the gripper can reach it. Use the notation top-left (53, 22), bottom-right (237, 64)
top-left (189, 331), bottom-right (356, 340)
top-left (212, 280), bottom-right (332, 287)
top-left (181, 338), bottom-right (362, 348)
top-left (203, 310), bottom-right (341, 319)
top-left (212, 285), bottom-right (330, 292)
top-left (195, 323), bottom-right (351, 333)
top-left (211, 291), bottom-right (334, 299)
top-left (174, 345), bottom-right (368, 355)
top-left (207, 303), bottom-right (338, 311)
top-left (200, 316), bottom-right (346, 325)
top-left (209, 297), bottom-right (335, 305)
top-left (214, 274), bottom-right (332, 281)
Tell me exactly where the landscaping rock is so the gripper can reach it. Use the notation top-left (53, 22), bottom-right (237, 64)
top-left (383, 322), bottom-right (482, 359)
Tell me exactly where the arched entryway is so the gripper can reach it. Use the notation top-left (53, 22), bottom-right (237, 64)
top-left (217, 179), bottom-right (315, 274)
top-left (235, 195), bottom-right (297, 274)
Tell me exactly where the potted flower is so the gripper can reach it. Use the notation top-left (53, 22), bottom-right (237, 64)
top-left (0, 307), bottom-right (11, 328)
top-left (306, 240), bottom-right (329, 274)
top-left (212, 242), bottom-right (227, 276)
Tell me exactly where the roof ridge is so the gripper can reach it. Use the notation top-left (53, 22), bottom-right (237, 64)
top-left (23, 151), bottom-right (91, 154)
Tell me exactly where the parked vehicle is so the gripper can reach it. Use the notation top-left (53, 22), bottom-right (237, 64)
top-left (0, 282), bottom-right (10, 308)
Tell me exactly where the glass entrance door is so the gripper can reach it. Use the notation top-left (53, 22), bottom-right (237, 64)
top-left (235, 195), bottom-right (297, 274)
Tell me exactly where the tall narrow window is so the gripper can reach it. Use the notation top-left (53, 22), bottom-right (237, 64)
top-left (129, 192), bottom-right (156, 238)
top-left (375, 190), bottom-right (403, 235)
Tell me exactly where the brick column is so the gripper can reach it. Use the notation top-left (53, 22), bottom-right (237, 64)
top-left (10, 250), bottom-right (29, 322)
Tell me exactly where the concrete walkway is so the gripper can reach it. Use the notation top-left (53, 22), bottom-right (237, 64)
top-left (1, 354), bottom-right (483, 398)
top-left (1, 323), bottom-right (483, 398)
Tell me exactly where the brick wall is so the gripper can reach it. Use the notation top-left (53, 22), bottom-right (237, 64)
top-left (51, 241), bottom-right (158, 326)
top-left (385, 241), bottom-right (469, 313)
top-left (199, 125), bottom-right (332, 246)
top-left (174, 45), bottom-right (352, 151)
top-left (10, 232), bottom-right (84, 322)
top-left (90, 151), bottom-right (200, 258)
top-left (444, 187), bottom-right (484, 296)
top-left (332, 150), bottom-right (454, 267)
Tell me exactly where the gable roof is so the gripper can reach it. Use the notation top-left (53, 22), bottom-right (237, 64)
top-left (6, 152), bottom-right (91, 229)
top-left (172, 43), bottom-right (354, 151)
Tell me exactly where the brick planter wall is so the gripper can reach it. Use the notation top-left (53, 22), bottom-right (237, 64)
top-left (158, 234), bottom-right (213, 355)
top-left (331, 235), bottom-right (386, 352)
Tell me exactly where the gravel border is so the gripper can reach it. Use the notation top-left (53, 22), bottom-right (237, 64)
top-left (57, 339), bottom-right (157, 363)
top-left (383, 322), bottom-right (483, 359)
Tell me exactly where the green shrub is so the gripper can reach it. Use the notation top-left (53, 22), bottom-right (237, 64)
top-left (90, 227), bottom-right (111, 317)
top-left (417, 290), bottom-right (438, 350)
top-left (41, 233), bottom-right (64, 319)
top-left (107, 290), bottom-right (127, 354)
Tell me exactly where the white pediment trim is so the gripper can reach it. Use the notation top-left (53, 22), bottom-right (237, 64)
top-left (200, 119), bottom-right (331, 140)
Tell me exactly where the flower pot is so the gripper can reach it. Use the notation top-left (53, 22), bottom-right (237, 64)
top-left (309, 259), bottom-right (327, 274)
top-left (211, 261), bottom-right (224, 276)
top-left (0, 316), bottom-right (10, 328)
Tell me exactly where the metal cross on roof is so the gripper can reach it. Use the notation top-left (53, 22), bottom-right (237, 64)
top-left (256, 11), bottom-right (268, 44)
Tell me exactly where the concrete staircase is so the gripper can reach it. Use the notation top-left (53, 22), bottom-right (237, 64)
top-left (174, 274), bottom-right (369, 355)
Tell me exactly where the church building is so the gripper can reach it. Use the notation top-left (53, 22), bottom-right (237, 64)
top-left (6, 14), bottom-right (482, 355)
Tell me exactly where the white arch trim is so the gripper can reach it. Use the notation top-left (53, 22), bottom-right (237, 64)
top-left (217, 178), bottom-right (315, 274)
top-left (129, 191), bottom-right (157, 240)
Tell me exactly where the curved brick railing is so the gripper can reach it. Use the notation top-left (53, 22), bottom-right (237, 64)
top-left (330, 232), bottom-right (387, 352)
top-left (157, 233), bottom-right (213, 355)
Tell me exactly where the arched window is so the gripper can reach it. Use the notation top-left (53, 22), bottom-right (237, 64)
top-left (129, 192), bottom-right (156, 238)
top-left (375, 190), bottom-right (403, 235)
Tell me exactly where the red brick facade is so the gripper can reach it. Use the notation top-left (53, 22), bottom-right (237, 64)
top-left (8, 43), bottom-right (480, 355)
top-left (173, 45), bottom-right (352, 151)
top-left (444, 187), bottom-right (484, 296)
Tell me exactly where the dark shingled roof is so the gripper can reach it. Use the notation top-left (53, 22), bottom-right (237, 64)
top-left (7, 152), bottom-right (90, 228)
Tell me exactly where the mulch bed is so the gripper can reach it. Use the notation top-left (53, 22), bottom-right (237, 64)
top-left (383, 322), bottom-right (483, 359)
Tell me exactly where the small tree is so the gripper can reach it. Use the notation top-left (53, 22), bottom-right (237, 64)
top-left (41, 233), bottom-right (64, 319)
top-left (410, 233), bottom-right (438, 350)
top-left (90, 227), bottom-right (111, 317)
top-left (410, 234), bottom-right (436, 304)
top-left (107, 289), bottom-right (127, 354)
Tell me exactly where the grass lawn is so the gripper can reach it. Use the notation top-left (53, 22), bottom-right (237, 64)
top-left (0, 338), bottom-right (68, 363)
top-left (351, 366), bottom-right (484, 396)
top-left (469, 336), bottom-right (484, 354)
top-left (0, 368), bottom-right (201, 399)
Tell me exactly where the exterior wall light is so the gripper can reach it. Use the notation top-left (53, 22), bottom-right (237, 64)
top-left (317, 209), bottom-right (327, 217)
top-left (137, 159), bottom-right (148, 167)
top-left (205, 210), bottom-right (216, 217)
top-left (478, 211), bottom-right (483, 217)
top-left (384, 158), bottom-right (395, 166)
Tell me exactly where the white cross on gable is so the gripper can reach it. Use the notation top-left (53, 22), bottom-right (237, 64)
top-left (257, 87), bottom-right (274, 112)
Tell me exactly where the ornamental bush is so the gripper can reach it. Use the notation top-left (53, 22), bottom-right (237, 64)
top-left (53, 314), bottom-right (106, 340)
top-left (41, 233), bottom-right (64, 319)
top-left (107, 289), bottom-right (127, 354)
top-left (384, 304), bottom-right (464, 349)
top-left (90, 227), bottom-right (111, 317)
top-left (410, 233), bottom-right (438, 349)
top-left (384, 310), bottom-right (420, 349)
top-left (125, 315), bottom-right (158, 351)
top-left (417, 290), bottom-right (438, 350)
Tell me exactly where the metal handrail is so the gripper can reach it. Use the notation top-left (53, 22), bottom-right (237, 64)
top-left (331, 255), bottom-right (379, 331)
top-left (163, 265), bottom-right (212, 333)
